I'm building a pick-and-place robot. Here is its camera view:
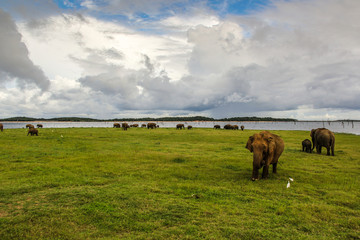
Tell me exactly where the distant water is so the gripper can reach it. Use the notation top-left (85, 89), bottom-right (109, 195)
top-left (2, 121), bottom-right (359, 135)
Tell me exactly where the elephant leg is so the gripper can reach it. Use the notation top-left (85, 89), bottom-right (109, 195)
top-left (326, 146), bottom-right (330, 156)
top-left (272, 162), bottom-right (277, 173)
top-left (262, 165), bottom-right (269, 179)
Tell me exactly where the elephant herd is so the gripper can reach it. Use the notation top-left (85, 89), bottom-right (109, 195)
top-left (246, 127), bottom-right (335, 181)
top-left (0, 122), bottom-right (336, 181)
top-left (215, 124), bottom-right (245, 130)
top-left (113, 122), bottom-right (159, 130)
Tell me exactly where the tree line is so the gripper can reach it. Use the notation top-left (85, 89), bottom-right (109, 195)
top-left (0, 116), bottom-right (298, 122)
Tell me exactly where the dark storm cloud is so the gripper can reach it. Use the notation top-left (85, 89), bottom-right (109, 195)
top-left (0, 8), bottom-right (50, 90)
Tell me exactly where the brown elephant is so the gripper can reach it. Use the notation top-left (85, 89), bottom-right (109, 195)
top-left (302, 139), bottom-right (312, 153)
top-left (131, 124), bottom-right (139, 128)
top-left (310, 128), bottom-right (335, 156)
top-left (176, 124), bottom-right (185, 129)
top-left (37, 124), bottom-right (43, 128)
top-left (27, 128), bottom-right (38, 136)
top-left (26, 124), bottom-right (34, 129)
top-left (187, 125), bottom-right (192, 129)
top-left (122, 123), bottom-right (130, 130)
top-left (224, 124), bottom-right (235, 130)
top-left (233, 125), bottom-right (239, 130)
top-left (0, 123), bottom-right (3, 132)
top-left (147, 123), bottom-right (157, 129)
top-left (246, 131), bottom-right (284, 181)
top-left (214, 125), bottom-right (221, 129)
top-left (141, 124), bottom-right (147, 128)
top-left (113, 123), bottom-right (121, 128)
top-left (241, 125), bottom-right (245, 131)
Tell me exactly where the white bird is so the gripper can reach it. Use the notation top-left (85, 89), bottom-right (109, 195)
top-left (287, 181), bottom-right (291, 188)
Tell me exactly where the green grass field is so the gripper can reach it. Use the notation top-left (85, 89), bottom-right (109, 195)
top-left (0, 127), bottom-right (359, 239)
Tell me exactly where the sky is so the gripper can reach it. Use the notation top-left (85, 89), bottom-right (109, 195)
top-left (0, 0), bottom-right (359, 120)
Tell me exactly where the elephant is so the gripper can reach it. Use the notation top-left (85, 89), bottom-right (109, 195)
top-left (0, 123), bottom-right (3, 132)
top-left (147, 123), bottom-right (157, 129)
top-left (224, 124), bottom-right (232, 129)
top-left (233, 125), bottom-right (239, 130)
top-left (214, 125), bottom-right (221, 129)
top-left (241, 125), bottom-right (245, 131)
top-left (302, 139), bottom-right (312, 153)
top-left (26, 124), bottom-right (34, 129)
top-left (187, 125), bottom-right (192, 130)
top-left (310, 128), bottom-right (335, 156)
top-left (176, 124), bottom-right (185, 129)
top-left (131, 124), bottom-right (139, 128)
top-left (122, 123), bottom-right (130, 130)
top-left (141, 124), bottom-right (147, 128)
top-left (245, 131), bottom-right (284, 181)
top-left (113, 123), bottom-right (121, 128)
top-left (37, 124), bottom-right (43, 128)
top-left (27, 128), bottom-right (38, 136)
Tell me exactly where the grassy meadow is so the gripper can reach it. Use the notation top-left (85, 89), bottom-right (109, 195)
top-left (0, 127), bottom-right (359, 239)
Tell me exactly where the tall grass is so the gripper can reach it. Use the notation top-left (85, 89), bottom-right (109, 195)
top-left (0, 128), bottom-right (359, 239)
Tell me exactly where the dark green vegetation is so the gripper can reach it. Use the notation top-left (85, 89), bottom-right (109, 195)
top-left (0, 128), bottom-right (359, 239)
top-left (1, 116), bottom-right (297, 122)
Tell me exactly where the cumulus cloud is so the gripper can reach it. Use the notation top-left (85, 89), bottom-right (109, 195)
top-left (0, 8), bottom-right (50, 90)
top-left (1, 0), bottom-right (360, 120)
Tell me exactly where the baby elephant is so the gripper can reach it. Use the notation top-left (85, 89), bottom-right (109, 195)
top-left (302, 139), bottom-right (312, 153)
top-left (27, 128), bottom-right (38, 136)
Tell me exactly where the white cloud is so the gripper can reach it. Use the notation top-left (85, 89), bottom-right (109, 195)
top-left (1, 0), bottom-right (360, 120)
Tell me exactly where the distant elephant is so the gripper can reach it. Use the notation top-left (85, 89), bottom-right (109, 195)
top-left (26, 124), bottom-right (34, 129)
top-left (113, 123), bottom-right (121, 128)
top-left (147, 123), bottom-right (157, 129)
top-left (132, 124), bottom-right (139, 128)
top-left (310, 128), bottom-right (335, 156)
top-left (141, 124), bottom-right (147, 128)
top-left (214, 125), bottom-right (221, 129)
top-left (224, 124), bottom-right (232, 129)
top-left (27, 128), bottom-right (38, 136)
top-left (122, 123), bottom-right (130, 131)
top-left (233, 125), bottom-right (239, 130)
top-left (37, 124), bottom-right (43, 128)
top-left (187, 125), bottom-right (192, 129)
top-left (0, 123), bottom-right (3, 132)
top-left (241, 125), bottom-right (245, 131)
top-left (302, 139), bottom-right (312, 153)
top-left (246, 131), bottom-right (284, 181)
top-left (176, 124), bottom-right (185, 129)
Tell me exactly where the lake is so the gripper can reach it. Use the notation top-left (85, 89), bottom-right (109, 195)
top-left (2, 121), bottom-right (359, 135)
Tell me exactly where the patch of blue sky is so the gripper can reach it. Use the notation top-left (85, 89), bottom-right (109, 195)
top-left (207, 0), bottom-right (272, 16)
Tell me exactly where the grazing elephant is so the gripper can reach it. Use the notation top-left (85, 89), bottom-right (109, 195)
top-left (0, 123), bottom-right (3, 132)
top-left (214, 125), bottom-right (221, 129)
top-left (113, 123), bottom-right (121, 128)
top-left (233, 125), bottom-right (239, 130)
top-left (122, 123), bottom-right (130, 131)
top-left (302, 139), bottom-right (312, 153)
top-left (141, 124), bottom-right (147, 128)
top-left (37, 124), bottom-right (43, 128)
top-left (224, 124), bottom-right (235, 130)
top-left (241, 125), bottom-right (245, 131)
top-left (27, 128), bottom-right (38, 136)
top-left (147, 123), bottom-right (157, 129)
top-left (26, 124), bottom-right (34, 129)
top-left (131, 124), bottom-right (139, 128)
top-left (187, 125), bottom-right (192, 130)
top-left (310, 128), bottom-right (335, 156)
top-left (245, 131), bottom-right (284, 181)
top-left (176, 124), bottom-right (185, 129)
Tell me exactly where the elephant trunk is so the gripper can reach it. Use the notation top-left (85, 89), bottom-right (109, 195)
top-left (252, 152), bottom-right (263, 180)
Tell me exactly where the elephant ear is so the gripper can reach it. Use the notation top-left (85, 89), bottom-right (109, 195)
top-left (310, 129), bottom-right (316, 138)
top-left (266, 136), bottom-right (276, 156)
top-left (245, 136), bottom-right (254, 152)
